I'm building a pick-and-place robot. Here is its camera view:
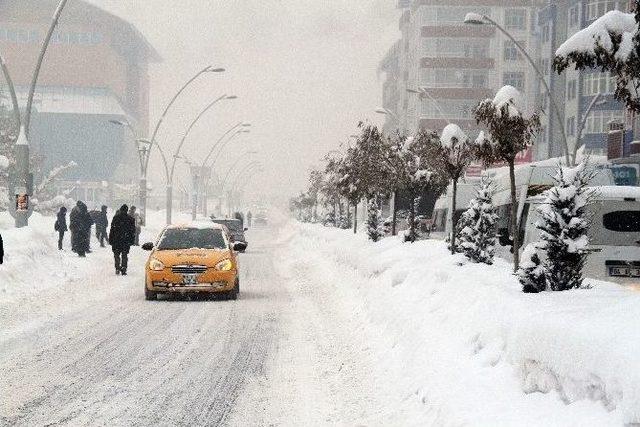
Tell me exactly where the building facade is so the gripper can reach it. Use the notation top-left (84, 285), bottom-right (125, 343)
top-left (0, 0), bottom-right (160, 206)
top-left (381, 0), bottom-right (541, 139)
top-left (537, 0), bottom-right (628, 160)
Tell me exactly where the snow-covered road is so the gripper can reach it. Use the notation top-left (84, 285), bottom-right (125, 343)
top-left (0, 219), bottom-right (391, 426)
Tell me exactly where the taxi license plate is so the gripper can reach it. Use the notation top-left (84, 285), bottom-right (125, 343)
top-left (182, 274), bottom-right (199, 285)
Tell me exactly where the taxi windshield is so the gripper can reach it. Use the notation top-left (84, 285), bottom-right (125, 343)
top-left (157, 228), bottom-right (227, 251)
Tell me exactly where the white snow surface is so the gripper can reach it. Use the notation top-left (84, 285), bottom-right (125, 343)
top-left (279, 223), bottom-right (639, 425)
top-left (2, 210), bottom-right (640, 425)
top-left (556, 10), bottom-right (637, 60)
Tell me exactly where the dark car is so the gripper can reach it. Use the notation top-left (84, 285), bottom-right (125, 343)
top-left (211, 218), bottom-right (248, 251)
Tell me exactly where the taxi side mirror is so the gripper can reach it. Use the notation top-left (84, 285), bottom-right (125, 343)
top-left (233, 242), bottom-right (247, 252)
top-left (142, 242), bottom-right (154, 251)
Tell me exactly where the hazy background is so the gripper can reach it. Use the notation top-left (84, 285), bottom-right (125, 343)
top-left (85, 0), bottom-right (400, 202)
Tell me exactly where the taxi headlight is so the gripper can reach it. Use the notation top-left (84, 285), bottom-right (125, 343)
top-left (215, 259), bottom-right (233, 271)
top-left (149, 258), bottom-right (165, 271)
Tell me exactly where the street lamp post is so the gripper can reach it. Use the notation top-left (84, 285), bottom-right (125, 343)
top-left (166, 94), bottom-right (236, 224)
top-left (3, 0), bottom-right (71, 227)
top-left (464, 12), bottom-right (571, 165)
top-left (220, 159), bottom-right (261, 216)
top-left (575, 94), bottom-right (606, 162)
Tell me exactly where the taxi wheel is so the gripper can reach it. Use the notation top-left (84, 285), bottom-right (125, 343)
top-left (145, 287), bottom-right (157, 301)
top-left (224, 280), bottom-right (239, 301)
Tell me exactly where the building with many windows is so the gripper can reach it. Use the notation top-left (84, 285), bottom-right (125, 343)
top-left (380, 0), bottom-right (541, 142)
top-left (0, 0), bottom-right (160, 206)
top-left (536, 0), bottom-right (627, 160)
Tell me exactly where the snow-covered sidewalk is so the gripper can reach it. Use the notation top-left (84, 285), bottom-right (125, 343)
top-left (278, 222), bottom-right (640, 426)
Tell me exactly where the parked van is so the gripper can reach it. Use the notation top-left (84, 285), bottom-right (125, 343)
top-left (431, 181), bottom-right (479, 240)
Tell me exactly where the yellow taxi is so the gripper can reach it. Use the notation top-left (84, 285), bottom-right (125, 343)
top-left (142, 223), bottom-right (246, 300)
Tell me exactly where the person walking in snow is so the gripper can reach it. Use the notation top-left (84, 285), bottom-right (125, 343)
top-left (0, 231), bottom-right (4, 264)
top-left (129, 205), bottom-right (142, 246)
top-left (109, 204), bottom-right (136, 275)
top-left (70, 201), bottom-right (93, 257)
top-left (54, 206), bottom-right (68, 250)
top-left (94, 205), bottom-right (109, 247)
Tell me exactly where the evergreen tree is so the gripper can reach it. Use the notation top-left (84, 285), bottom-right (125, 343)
top-left (519, 244), bottom-right (547, 293)
top-left (366, 196), bottom-right (383, 242)
top-left (518, 161), bottom-right (594, 292)
top-left (458, 177), bottom-right (498, 264)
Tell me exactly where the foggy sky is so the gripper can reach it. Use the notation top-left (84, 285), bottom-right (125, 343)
top-left (85, 0), bottom-right (400, 202)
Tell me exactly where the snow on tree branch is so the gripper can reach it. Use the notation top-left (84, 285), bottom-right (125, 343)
top-left (36, 161), bottom-right (77, 195)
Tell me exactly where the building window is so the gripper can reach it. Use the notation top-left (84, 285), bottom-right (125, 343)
top-left (583, 72), bottom-right (616, 95)
top-left (503, 72), bottom-right (525, 91)
top-left (585, 110), bottom-right (624, 133)
top-left (567, 80), bottom-right (577, 100)
top-left (541, 24), bottom-right (550, 44)
top-left (503, 41), bottom-right (524, 61)
top-left (540, 58), bottom-right (550, 76)
top-left (505, 9), bottom-right (526, 30)
top-left (585, 0), bottom-right (620, 21)
top-left (426, 37), bottom-right (489, 59)
top-left (566, 116), bottom-right (576, 136)
top-left (568, 5), bottom-right (580, 27)
top-left (421, 68), bottom-right (488, 89)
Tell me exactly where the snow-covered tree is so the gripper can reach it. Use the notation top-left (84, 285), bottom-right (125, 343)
top-left (518, 161), bottom-right (595, 292)
top-left (458, 176), bottom-right (498, 264)
top-left (437, 124), bottom-right (475, 254)
top-left (475, 86), bottom-right (541, 270)
top-left (386, 130), bottom-right (448, 242)
top-left (554, 6), bottom-right (640, 113)
top-left (366, 196), bottom-right (383, 242)
top-left (519, 244), bottom-right (547, 293)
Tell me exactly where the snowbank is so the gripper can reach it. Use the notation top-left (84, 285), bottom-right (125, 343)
top-left (279, 223), bottom-right (639, 425)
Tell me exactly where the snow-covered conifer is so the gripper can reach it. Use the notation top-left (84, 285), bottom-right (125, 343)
top-left (518, 161), bottom-right (594, 292)
top-left (458, 177), bottom-right (498, 264)
top-left (366, 196), bottom-right (383, 242)
top-left (519, 244), bottom-right (547, 293)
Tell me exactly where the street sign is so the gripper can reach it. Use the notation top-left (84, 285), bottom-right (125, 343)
top-left (609, 165), bottom-right (639, 186)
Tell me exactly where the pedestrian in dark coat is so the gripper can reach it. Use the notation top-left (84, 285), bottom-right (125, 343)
top-left (70, 201), bottom-right (93, 257)
top-left (0, 232), bottom-right (4, 264)
top-left (109, 204), bottom-right (136, 275)
top-left (93, 205), bottom-right (109, 247)
top-left (54, 207), bottom-right (68, 250)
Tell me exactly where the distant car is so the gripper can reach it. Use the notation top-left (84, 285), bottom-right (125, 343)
top-left (210, 218), bottom-right (248, 251)
top-left (142, 223), bottom-right (246, 301)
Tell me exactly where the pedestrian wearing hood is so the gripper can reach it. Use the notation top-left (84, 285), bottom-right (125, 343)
top-left (129, 205), bottom-right (142, 246)
top-left (70, 201), bottom-right (93, 257)
top-left (0, 232), bottom-right (4, 264)
top-left (109, 204), bottom-right (136, 275)
top-left (54, 206), bottom-right (68, 250)
top-left (93, 205), bottom-right (109, 247)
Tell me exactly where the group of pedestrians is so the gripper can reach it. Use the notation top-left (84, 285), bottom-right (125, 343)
top-left (55, 203), bottom-right (142, 274)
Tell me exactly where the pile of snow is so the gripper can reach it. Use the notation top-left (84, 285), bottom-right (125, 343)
top-left (278, 222), bottom-right (640, 425)
top-left (439, 123), bottom-right (468, 149)
top-left (556, 10), bottom-right (637, 61)
top-left (492, 85), bottom-right (524, 117)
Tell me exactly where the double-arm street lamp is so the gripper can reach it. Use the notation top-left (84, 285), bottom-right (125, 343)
top-left (222, 160), bottom-right (263, 216)
top-left (1, 0), bottom-right (70, 227)
top-left (464, 12), bottom-right (571, 165)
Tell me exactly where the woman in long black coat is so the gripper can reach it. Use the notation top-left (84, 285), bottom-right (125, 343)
top-left (70, 201), bottom-right (93, 257)
top-left (55, 207), bottom-right (68, 250)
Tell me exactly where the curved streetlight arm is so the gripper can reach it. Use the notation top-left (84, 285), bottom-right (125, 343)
top-left (466, 14), bottom-right (570, 165)
top-left (146, 65), bottom-right (218, 173)
top-left (0, 54), bottom-right (20, 129)
top-left (168, 93), bottom-right (228, 182)
top-left (200, 122), bottom-right (246, 169)
top-left (575, 94), bottom-right (604, 162)
top-left (24, 0), bottom-right (69, 138)
top-left (221, 159), bottom-right (261, 191)
top-left (231, 167), bottom-right (263, 193)
top-left (200, 129), bottom-right (248, 197)
top-left (408, 88), bottom-right (451, 125)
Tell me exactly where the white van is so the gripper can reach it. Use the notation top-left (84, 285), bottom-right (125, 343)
top-left (523, 186), bottom-right (640, 284)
